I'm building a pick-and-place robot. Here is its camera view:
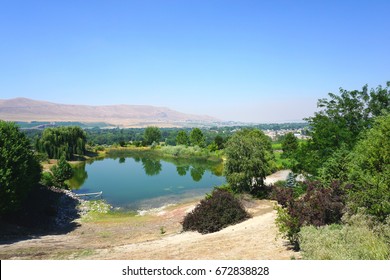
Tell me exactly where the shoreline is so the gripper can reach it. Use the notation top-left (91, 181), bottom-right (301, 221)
top-left (0, 170), bottom-right (294, 260)
top-left (0, 197), bottom-right (299, 260)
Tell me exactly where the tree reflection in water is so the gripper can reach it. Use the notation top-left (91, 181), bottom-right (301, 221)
top-left (141, 157), bottom-right (162, 176)
top-left (67, 162), bottom-right (88, 190)
top-left (190, 166), bottom-right (205, 182)
top-left (176, 165), bottom-right (190, 176)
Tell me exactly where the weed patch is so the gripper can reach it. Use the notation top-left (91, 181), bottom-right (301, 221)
top-left (300, 216), bottom-right (389, 260)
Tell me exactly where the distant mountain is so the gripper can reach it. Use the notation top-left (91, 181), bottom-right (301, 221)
top-left (0, 98), bottom-right (219, 127)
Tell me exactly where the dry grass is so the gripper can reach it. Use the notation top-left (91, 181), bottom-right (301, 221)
top-left (299, 215), bottom-right (390, 260)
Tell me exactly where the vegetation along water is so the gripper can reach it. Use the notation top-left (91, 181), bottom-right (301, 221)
top-left (1, 81), bottom-right (389, 260)
top-left (68, 154), bottom-right (225, 210)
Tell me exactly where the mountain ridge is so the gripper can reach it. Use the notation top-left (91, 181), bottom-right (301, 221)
top-left (0, 98), bottom-right (219, 127)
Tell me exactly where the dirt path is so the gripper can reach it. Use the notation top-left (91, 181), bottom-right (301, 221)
top-left (90, 201), bottom-right (296, 260)
top-left (0, 170), bottom-right (297, 260)
top-left (264, 169), bottom-right (291, 185)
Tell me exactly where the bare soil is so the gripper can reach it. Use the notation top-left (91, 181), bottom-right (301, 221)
top-left (0, 171), bottom-right (298, 260)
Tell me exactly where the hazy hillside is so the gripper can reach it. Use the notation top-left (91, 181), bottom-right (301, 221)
top-left (0, 98), bottom-right (218, 127)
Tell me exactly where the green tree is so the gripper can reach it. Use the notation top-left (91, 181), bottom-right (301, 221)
top-left (50, 156), bottom-right (74, 189)
top-left (281, 132), bottom-right (298, 158)
top-left (0, 121), bottom-right (41, 214)
top-left (318, 145), bottom-right (350, 185)
top-left (300, 82), bottom-right (390, 174)
top-left (348, 113), bottom-right (390, 221)
top-left (367, 81), bottom-right (390, 117)
top-left (224, 129), bottom-right (274, 194)
top-left (143, 126), bottom-right (161, 146)
top-left (36, 126), bottom-right (87, 160)
top-left (190, 128), bottom-right (205, 147)
top-left (176, 130), bottom-right (189, 145)
top-left (214, 135), bottom-right (225, 150)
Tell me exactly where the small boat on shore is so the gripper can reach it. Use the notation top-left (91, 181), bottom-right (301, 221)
top-left (74, 191), bottom-right (103, 198)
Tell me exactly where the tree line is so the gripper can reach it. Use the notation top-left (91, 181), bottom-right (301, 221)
top-left (24, 123), bottom-right (307, 148)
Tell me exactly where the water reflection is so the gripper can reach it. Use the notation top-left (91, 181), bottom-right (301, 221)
top-left (68, 154), bottom-right (225, 209)
top-left (67, 162), bottom-right (88, 190)
top-left (134, 156), bottom-right (141, 163)
top-left (190, 166), bottom-right (205, 182)
top-left (141, 158), bottom-right (162, 176)
top-left (68, 154), bottom-right (224, 189)
top-left (176, 165), bottom-right (190, 176)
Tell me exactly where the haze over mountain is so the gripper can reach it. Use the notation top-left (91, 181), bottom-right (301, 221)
top-left (0, 98), bottom-right (219, 127)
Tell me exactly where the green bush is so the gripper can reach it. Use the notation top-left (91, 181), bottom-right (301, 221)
top-left (160, 145), bottom-right (215, 160)
top-left (182, 189), bottom-right (251, 234)
top-left (275, 205), bottom-right (301, 248)
top-left (300, 214), bottom-right (390, 260)
top-left (50, 156), bottom-right (74, 189)
top-left (40, 171), bottom-right (54, 187)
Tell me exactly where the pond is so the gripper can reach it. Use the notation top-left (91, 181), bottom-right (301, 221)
top-left (68, 154), bottom-right (225, 210)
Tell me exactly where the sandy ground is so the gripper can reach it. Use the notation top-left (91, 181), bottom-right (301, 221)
top-left (90, 200), bottom-right (297, 260)
top-left (0, 170), bottom-right (298, 260)
top-left (264, 170), bottom-right (291, 185)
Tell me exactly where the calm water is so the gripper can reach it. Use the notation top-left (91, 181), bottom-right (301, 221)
top-left (68, 155), bottom-right (225, 210)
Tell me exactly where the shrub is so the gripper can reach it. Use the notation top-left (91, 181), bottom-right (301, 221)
top-left (271, 180), bottom-right (307, 205)
top-left (133, 141), bottom-right (143, 147)
top-left (292, 181), bottom-right (347, 227)
top-left (40, 172), bottom-right (54, 187)
top-left (275, 205), bottom-right (301, 249)
top-left (50, 156), bottom-right (74, 189)
top-left (271, 185), bottom-right (294, 207)
top-left (274, 181), bottom-right (347, 248)
top-left (160, 145), bottom-right (215, 160)
top-left (95, 145), bottom-right (105, 152)
top-left (182, 189), bottom-right (251, 234)
top-left (205, 184), bottom-right (234, 199)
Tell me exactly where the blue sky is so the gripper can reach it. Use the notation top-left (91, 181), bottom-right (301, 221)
top-left (0, 0), bottom-right (389, 122)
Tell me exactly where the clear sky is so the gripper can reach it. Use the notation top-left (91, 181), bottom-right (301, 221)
top-left (0, 0), bottom-right (389, 123)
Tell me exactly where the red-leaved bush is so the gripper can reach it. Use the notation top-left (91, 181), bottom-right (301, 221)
top-left (182, 189), bottom-right (251, 234)
top-left (273, 181), bottom-right (348, 248)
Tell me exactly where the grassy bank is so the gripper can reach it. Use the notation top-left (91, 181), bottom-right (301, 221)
top-left (104, 145), bottom-right (224, 162)
top-left (299, 213), bottom-right (390, 260)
